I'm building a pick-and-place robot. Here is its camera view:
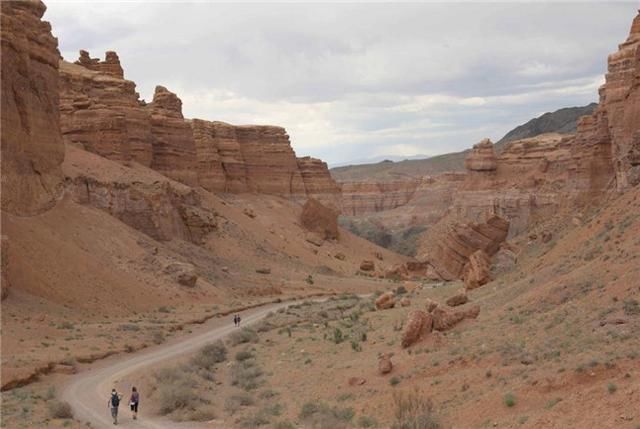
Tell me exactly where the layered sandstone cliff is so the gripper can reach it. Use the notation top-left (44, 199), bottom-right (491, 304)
top-left (59, 60), bottom-right (153, 166)
top-left (59, 53), bottom-right (341, 204)
top-left (340, 180), bottom-right (421, 216)
top-left (147, 86), bottom-right (199, 186)
top-left (583, 11), bottom-right (640, 191)
top-left (1, 0), bottom-right (65, 215)
top-left (297, 156), bottom-right (342, 209)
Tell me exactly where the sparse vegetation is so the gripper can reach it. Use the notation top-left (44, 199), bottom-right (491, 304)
top-left (48, 400), bottom-right (73, 419)
top-left (191, 340), bottom-right (227, 369)
top-left (299, 402), bottom-right (355, 429)
top-left (229, 328), bottom-right (259, 346)
top-left (504, 392), bottom-right (516, 407)
top-left (391, 388), bottom-right (440, 429)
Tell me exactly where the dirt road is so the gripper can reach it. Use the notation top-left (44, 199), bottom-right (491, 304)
top-left (61, 302), bottom-right (290, 429)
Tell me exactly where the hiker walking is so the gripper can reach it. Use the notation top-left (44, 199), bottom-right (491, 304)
top-left (130, 386), bottom-right (140, 420)
top-left (108, 388), bottom-right (122, 425)
top-left (233, 314), bottom-right (238, 327)
top-left (237, 313), bottom-right (242, 327)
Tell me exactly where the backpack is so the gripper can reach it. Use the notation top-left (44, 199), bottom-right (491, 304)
top-left (111, 394), bottom-right (120, 407)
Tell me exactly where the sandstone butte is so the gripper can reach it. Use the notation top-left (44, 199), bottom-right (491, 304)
top-left (58, 50), bottom-right (342, 210)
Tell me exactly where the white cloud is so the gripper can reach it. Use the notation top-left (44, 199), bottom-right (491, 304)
top-left (42, 1), bottom-right (638, 165)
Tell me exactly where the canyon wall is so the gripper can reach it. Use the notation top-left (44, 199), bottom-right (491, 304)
top-left (1, 0), bottom-right (65, 216)
top-left (602, 12), bottom-right (640, 191)
top-left (340, 180), bottom-right (421, 216)
top-left (58, 52), bottom-right (341, 205)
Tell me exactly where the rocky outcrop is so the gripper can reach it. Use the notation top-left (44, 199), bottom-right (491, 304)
top-left (465, 138), bottom-right (497, 171)
top-left (59, 60), bottom-right (153, 167)
top-left (340, 180), bottom-right (421, 216)
top-left (147, 86), bottom-right (199, 186)
top-left (601, 11), bottom-right (640, 190)
top-left (63, 145), bottom-right (217, 244)
top-left (1, 0), bottom-right (65, 215)
top-left (463, 250), bottom-right (492, 290)
top-left (300, 198), bottom-right (339, 240)
top-left (426, 216), bottom-right (509, 281)
top-left (401, 310), bottom-right (433, 348)
top-left (360, 260), bottom-right (375, 271)
top-left (297, 156), bottom-right (342, 210)
top-left (75, 50), bottom-right (124, 78)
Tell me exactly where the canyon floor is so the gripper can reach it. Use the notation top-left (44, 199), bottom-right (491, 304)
top-left (3, 185), bottom-right (639, 429)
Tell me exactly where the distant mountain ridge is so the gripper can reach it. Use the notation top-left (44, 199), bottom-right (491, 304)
top-left (331, 103), bottom-right (598, 182)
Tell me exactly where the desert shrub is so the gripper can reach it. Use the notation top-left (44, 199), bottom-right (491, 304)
top-left (191, 340), bottom-right (227, 369)
top-left (299, 402), bottom-right (355, 429)
top-left (259, 389), bottom-right (279, 400)
top-left (225, 393), bottom-right (255, 415)
top-left (306, 275), bottom-right (315, 285)
top-left (240, 410), bottom-right (272, 428)
top-left (396, 286), bottom-right (408, 295)
top-left (236, 350), bottom-right (254, 361)
top-left (231, 360), bottom-right (264, 391)
top-left (48, 400), bottom-right (73, 419)
top-left (391, 388), bottom-right (440, 429)
top-left (358, 415), bottom-right (379, 427)
top-left (57, 321), bottom-right (75, 330)
top-left (504, 393), bottom-right (516, 407)
top-left (157, 384), bottom-right (200, 415)
top-left (390, 376), bottom-right (401, 386)
top-left (229, 328), bottom-right (259, 346)
top-left (607, 383), bottom-right (617, 394)
top-left (623, 299), bottom-right (640, 316)
top-left (333, 328), bottom-right (344, 344)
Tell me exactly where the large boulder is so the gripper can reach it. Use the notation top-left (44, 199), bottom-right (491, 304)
top-left (432, 305), bottom-right (480, 331)
top-left (375, 292), bottom-right (395, 310)
top-left (445, 290), bottom-right (468, 307)
top-left (401, 310), bottom-right (433, 348)
top-left (463, 250), bottom-right (492, 290)
top-left (378, 354), bottom-right (393, 375)
top-left (300, 198), bottom-right (339, 240)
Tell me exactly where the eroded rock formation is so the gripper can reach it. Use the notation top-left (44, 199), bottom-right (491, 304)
top-left (340, 180), bottom-right (421, 216)
top-left (59, 60), bottom-right (153, 166)
top-left (465, 138), bottom-right (497, 171)
top-left (60, 54), bottom-right (342, 203)
top-left (1, 0), bottom-right (65, 215)
top-left (147, 86), bottom-right (199, 186)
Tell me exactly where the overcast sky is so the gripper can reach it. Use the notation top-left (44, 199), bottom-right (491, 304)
top-left (44, 2), bottom-right (638, 166)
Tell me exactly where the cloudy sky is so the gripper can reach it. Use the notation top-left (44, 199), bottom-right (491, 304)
top-left (45, 2), bottom-right (638, 166)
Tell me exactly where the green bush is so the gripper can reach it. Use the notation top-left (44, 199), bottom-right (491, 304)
top-left (333, 328), bottom-right (344, 344)
top-left (504, 393), bottom-right (516, 407)
top-left (235, 350), bottom-right (254, 361)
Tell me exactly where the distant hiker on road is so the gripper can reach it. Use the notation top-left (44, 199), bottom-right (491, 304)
top-left (233, 314), bottom-right (239, 327)
top-left (108, 388), bottom-right (122, 425)
top-left (237, 314), bottom-right (242, 326)
top-left (130, 386), bottom-right (140, 420)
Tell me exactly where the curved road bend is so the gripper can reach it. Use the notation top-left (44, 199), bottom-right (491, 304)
top-left (61, 301), bottom-right (291, 429)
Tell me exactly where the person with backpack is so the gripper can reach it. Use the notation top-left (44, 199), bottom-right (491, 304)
top-left (107, 388), bottom-right (122, 425)
top-left (129, 386), bottom-right (140, 420)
